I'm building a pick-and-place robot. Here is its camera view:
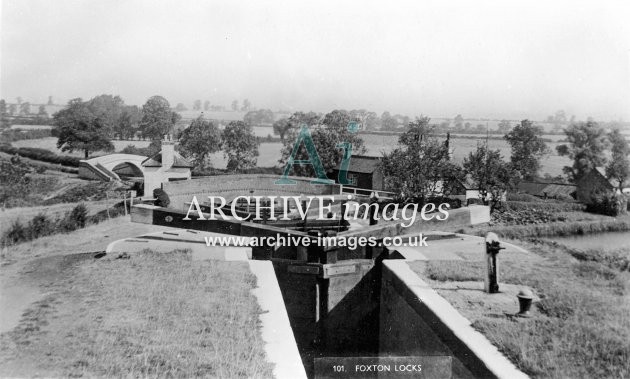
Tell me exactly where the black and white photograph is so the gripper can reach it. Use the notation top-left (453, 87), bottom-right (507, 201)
top-left (1, 1), bottom-right (629, 378)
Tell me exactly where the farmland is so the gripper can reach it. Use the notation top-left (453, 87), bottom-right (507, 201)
top-left (12, 130), bottom-right (571, 176)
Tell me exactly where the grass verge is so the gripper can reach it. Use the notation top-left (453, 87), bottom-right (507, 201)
top-left (0, 249), bottom-right (273, 378)
top-left (457, 214), bottom-right (630, 239)
top-left (411, 240), bottom-right (630, 378)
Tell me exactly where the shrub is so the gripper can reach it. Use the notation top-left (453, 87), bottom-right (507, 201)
top-left (70, 204), bottom-right (88, 228)
top-left (88, 202), bottom-right (127, 224)
top-left (59, 203), bottom-right (88, 232)
top-left (554, 193), bottom-right (575, 202)
top-left (2, 219), bottom-right (27, 245)
top-left (586, 193), bottom-right (627, 216)
top-left (508, 201), bottom-right (585, 212)
top-left (507, 192), bottom-right (540, 202)
top-left (27, 213), bottom-right (55, 239)
top-left (153, 188), bottom-right (170, 207)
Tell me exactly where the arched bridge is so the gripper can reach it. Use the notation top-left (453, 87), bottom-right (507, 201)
top-left (79, 154), bottom-right (148, 181)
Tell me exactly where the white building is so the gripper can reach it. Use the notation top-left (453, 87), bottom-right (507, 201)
top-left (142, 135), bottom-right (193, 197)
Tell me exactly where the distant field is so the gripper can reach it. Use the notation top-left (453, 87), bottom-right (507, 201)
top-left (13, 132), bottom-right (571, 176)
top-left (12, 138), bottom-right (152, 158)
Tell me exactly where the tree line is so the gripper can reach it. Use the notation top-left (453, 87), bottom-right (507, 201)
top-left (269, 112), bottom-right (628, 213)
top-left (18, 92), bottom-right (630, 206)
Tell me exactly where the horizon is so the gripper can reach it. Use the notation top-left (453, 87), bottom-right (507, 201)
top-left (2, 0), bottom-right (629, 122)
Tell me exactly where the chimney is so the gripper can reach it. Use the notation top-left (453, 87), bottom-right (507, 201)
top-left (161, 134), bottom-right (175, 168)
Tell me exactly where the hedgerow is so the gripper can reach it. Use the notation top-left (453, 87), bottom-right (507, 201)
top-left (0, 144), bottom-right (80, 166)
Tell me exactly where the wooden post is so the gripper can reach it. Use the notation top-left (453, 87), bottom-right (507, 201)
top-left (105, 192), bottom-right (111, 220)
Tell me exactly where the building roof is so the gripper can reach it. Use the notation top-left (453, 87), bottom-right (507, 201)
top-left (593, 167), bottom-right (628, 189)
top-left (517, 181), bottom-right (576, 197)
top-left (517, 181), bottom-right (551, 195)
top-left (340, 155), bottom-right (381, 174)
top-left (540, 183), bottom-right (577, 197)
top-left (141, 151), bottom-right (194, 168)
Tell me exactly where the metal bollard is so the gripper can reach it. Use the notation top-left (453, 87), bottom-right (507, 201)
top-left (484, 232), bottom-right (505, 293)
top-left (516, 289), bottom-right (534, 318)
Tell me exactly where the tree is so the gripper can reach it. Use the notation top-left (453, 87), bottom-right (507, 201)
top-left (193, 100), bottom-right (202, 111)
top-left (454, 114), bottom-right (464, 130)
top-left (0, 100), bottom-right (9, 129)
top-left (463, 145), bottom-right (517, 212)
top-left (0, 161), bottom-right (31, 205)
top-left (241, 99), bottom-right (251, 112)
top-left (497, 119), bottom-right (511, 133)
top-left (203, 100), bottom-right (210, 111)
top-left (53, 98), bottom-right (114, 159)
top-left (222, 121), bottom-right (259, 172)
top-left (554, 110), bottom-right (567, 124)
top-left (556, 121), bottom-right (609, 182)
top-left (37, 105), bottom-right (48, 118)
top-left (16, 97), bottom-right (22, 105)
top-left (279, 110), bottom-right (366, 177)
top-left (244, 109), bottom-right (274, 126)
top-left (47, 96), bottom-right (53, 105)
top-left (273, 118), bottom-right (291, 141)
top-left (381, 117), bottom-right (464, 203)
top-left (19, 102), bottom-right (30, 115)
top-left (178, 115), bottom-right (222, 168)
top-left (350, 109), bottom-right (379, 131)
top-left (504, 120), bottom-right (549, 181)
top-left (174, 103), bottom-right (187, 112)
top-left (231, 100), bottom-right (239, 111)
top-left (85, 94), bottom-right (125, 135)
top-left (381, 111), bottom-right (397, 130)
top-left (273, 111), bottom-right (319, 143)
top-left (139, 96), bottom-right (181, 140)
top-left (8, 104), bottom-right (16, 116)
top-left (115, 105), bottom-right (140, 140)
top-left (605, 129), bottom-right (630, 191)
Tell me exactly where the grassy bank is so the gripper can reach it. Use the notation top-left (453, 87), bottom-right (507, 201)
top-left (0, 249), bottom-right (273, 377)
top-left (411, 239), bottom-right (630, 378)
top-left (457, 213), bottom-right (630, 239)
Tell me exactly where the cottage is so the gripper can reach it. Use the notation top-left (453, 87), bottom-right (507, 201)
top-left (516, 181), bottom-right (576, 200)
top-left (331, 155), bottom-right (384, 191)
top-left (142, 135), bottom-right (194, 197)
top-left (576, 167), bottom-right (626, 203)
top-left (451, 175), bottom-right (506, 204)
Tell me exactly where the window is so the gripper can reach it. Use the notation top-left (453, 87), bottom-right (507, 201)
top-left (347, 173), bottom-right (358, 186)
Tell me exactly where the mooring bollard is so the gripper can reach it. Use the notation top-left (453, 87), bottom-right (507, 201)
top-left (516, 289), bottom-right (534, 318)
top-left (484, 232), bottom-right (504, 294)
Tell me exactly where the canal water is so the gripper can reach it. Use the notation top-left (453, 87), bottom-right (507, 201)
top-left (546, 231), bottom-right (630, 250)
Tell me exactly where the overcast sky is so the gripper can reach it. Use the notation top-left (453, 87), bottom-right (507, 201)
top-left (1, 0), bottom-right (629, 121)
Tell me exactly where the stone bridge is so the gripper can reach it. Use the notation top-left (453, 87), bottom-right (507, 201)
top-left (79, 154), bottom-right (147, 181)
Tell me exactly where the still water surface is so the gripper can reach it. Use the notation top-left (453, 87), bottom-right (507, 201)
top-left (546, 231), bottom-right (630, 250)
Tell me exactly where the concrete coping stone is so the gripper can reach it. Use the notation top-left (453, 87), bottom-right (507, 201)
top-left (248, 260), bottom-right (308, 379)
top-left (383, 260), bottom-right (529, 379)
